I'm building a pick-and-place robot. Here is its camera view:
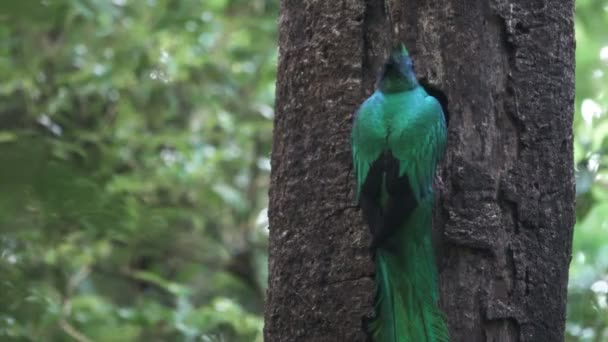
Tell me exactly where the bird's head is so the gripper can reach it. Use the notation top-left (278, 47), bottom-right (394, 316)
top-left (379, 44), bottom-right (418, 92)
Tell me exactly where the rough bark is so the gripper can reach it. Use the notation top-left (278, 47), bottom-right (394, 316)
top-left (266, 0), bottom-right (574, 341)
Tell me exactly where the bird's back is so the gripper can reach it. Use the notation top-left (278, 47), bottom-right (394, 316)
top-left (352, 86), bottom-right (443, 201)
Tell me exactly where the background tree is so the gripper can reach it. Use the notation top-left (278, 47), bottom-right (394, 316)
top-left (266, 0), bottom-right (575, 341)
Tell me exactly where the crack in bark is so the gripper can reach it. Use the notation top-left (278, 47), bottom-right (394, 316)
top-left (321, 205), bottom-right (359, 222)
top-left (328, 275), bottom-right (373, 286)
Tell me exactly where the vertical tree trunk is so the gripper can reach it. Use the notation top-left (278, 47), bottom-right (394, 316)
top-left (265, 0), bottom-right (574, 341)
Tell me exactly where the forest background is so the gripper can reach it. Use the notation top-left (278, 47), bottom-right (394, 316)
top-left (0, 1), bottom-right (605, 341)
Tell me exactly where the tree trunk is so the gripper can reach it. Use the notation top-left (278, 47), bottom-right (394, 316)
top-left (265, 0), bottom-right (574, 341)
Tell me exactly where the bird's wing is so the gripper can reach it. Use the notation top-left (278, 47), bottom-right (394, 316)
top-left (391, 94), bottom-right (447, 202)
top-left (351, 93), bottom-right (385, 200)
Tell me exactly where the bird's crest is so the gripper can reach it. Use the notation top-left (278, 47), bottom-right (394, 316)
top-left (391, 43), bottom-right (409, 59)
top-left (399, 44), bottom-right (409, 57)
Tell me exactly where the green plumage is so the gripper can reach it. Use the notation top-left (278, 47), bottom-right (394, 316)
top-left (351, 45), bottom-right (449, 342)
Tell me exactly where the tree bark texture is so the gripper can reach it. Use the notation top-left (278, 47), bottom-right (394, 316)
top-left (266, 1), bottom-right (574, 341)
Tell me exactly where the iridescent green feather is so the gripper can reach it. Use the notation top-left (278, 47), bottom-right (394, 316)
top-left (351, 45), bottom-right (448, 342)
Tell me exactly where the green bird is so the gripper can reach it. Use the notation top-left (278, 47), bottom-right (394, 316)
top-left (351, 44), bottom-right (449, 342)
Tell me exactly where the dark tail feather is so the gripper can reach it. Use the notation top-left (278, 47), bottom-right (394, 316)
top-left (368, 203), bottom-right (449, 342)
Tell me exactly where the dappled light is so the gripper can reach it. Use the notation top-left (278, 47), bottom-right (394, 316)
top-left (0, 0), bottom-right (605, 341)
top-left (568, 0), bottom-right (608, 340)
top-left (0, 0), bottom-right (276, 340)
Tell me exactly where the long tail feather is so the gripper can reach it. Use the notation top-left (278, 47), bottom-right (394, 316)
top-left (369, 199), bottom-right (449, 342)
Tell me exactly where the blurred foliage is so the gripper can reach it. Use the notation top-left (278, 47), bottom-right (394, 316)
top-left (1, 0), bottom-right (606, 341)
top-left (568, 0), bottom-right (608, 341)
top-left (0, 0), bottom-right (276, 341)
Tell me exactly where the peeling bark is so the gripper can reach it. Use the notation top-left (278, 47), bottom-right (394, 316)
top-left (265, 0), bottom-right (574, 341)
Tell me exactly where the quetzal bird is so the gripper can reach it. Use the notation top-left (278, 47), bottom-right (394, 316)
top-left (351, 44), bottom-right (449, 342)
